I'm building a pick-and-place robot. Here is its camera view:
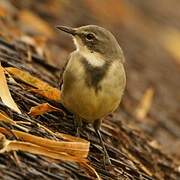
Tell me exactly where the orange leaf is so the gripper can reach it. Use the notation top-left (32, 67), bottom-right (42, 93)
top-left (18, 10), bottom-right (54, 38)
top-left (20, 35), bottom-right (48, 57)
top-left (0, 111), bottom-right (16, 125)
top-left (161, 28), bottom-right (180, 65)
top-left (30, 89), bottom-right (60, 101)
top-left (0, 5), bottom-right (8, 17)
top-left (0, 133), bottom-right (87, 163)
top-left (0, 127), bottom-right (90, 158)
top-left (28, 103), bottom-right (64, 116)
top-left (134, 88), bottom-right (154, 120)
top-left (0, 65), bottom-right (21, 114)
top-left (0, 111), bottom-right (29, 132)
top-left (5, 67), bottom-right (61, 101)
top-left (0, 132), bottom-right (101, 177)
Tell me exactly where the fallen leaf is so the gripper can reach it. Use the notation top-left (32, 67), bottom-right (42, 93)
top-left (18, 10), bottom-right (54, 38)
top-left (0, 111), bottom-right (16, 125)
top-left (134, 87), bottom-right (154, 120)
top-left (161, 28), bottom-right (180, 65)
top-left (20, 35), bottom-right (48, 58)
top-left (0, 5), bottom-right (8, 17)
top-left (55, 132), bottom-right (89, 143)
top-left (86, 0), bottom-right (135, 25)
top-left (0, 111), bottom-right (29, 132)
top-left (0, 132), bottom-right (87, 163)
top-left (0, 127), bottom-right (90, 158)
top-left (149, 140), bottom-right (160, 149)
top-left (6, 67), bottom-right (61, 101)
top-left (0, 65), bottom-right (21, 114)
top-left (30, 89), bottom-right (60, 101)
top-left (28, 103), bottom-right (64, 116)
top-left (0, 132), bottom-right (101, 177)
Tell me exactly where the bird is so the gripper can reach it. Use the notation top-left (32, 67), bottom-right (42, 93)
top-left (56, 25), bottom-right (126, 165)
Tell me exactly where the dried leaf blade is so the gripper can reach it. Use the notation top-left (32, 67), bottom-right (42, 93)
top-left (0, 65), bottom-right (21, 114)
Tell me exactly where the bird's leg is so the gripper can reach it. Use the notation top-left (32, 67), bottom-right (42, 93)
top-left (74, 115), bottom-right (82, 137)
top-left (93, 119), bottom-right (111, 165)
top-left (81, 122), bottom-right (90, 140)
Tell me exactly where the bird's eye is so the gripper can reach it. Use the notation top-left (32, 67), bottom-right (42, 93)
top-left (86, 33), bottom-right (94, 41)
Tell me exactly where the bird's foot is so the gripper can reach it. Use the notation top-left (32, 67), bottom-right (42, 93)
top-left (103, 153), bottom-right (111, 167)
top-left (74, 115), bottom-right (83, 137)
top-left (75, 127), bottom-right (81, 137)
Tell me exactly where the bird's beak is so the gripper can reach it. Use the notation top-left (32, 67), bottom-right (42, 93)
top-left (56, 26), bottom-right (76, 36)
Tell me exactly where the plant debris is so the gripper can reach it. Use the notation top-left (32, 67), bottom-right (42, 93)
top-left (0, 0), bottom-right (179, 180)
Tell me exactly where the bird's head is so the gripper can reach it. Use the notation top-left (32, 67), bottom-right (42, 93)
top-left (56, 25), bottom-right (124, 63)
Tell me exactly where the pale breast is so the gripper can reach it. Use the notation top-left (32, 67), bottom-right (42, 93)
top-left (61, 52), bottom-right (126, 122)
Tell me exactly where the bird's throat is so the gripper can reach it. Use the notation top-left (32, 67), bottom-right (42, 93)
top-left (73, 37), bottom-right (105, 67)
top-left (80, 50), bottom-right (105, 67)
